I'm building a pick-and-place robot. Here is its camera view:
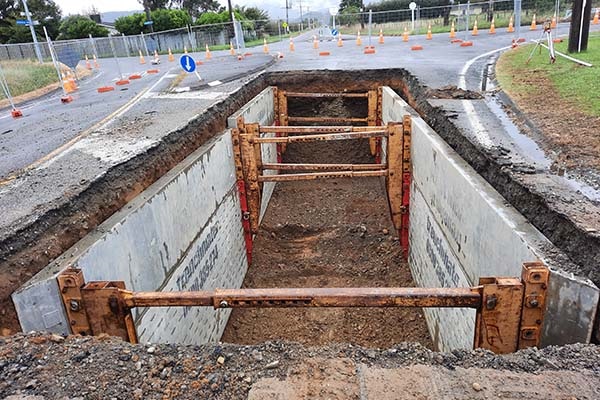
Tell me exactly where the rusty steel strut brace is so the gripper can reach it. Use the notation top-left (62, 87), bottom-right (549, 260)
top-left (58, 262), bottom-right (548, 354)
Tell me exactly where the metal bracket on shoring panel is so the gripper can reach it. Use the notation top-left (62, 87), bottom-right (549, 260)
top-left (367, 89), bottom-right (378, 156)
top-left (57, 268), bottom-right (92, 336)
top-left (400, 115), bottom-right (412, 256)
top-left (231, 116), bottom-right (254, 263)
top-left (239, 125), bottom-right (262, 236)
top-left (57, 263), bottom-right (549, 354)
top-left (518, 261), bottom-right (550, 349)
top-left (386, 122), bottom-right (404, 234)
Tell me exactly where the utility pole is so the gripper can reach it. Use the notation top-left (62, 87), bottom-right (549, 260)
top-left (285, 0), bottom-right (290, 28)
top-left (568, 0), bottom-right (592, 52)
top-left (22, 0), bottom-right (43, 64)
top-left (299, 0), bottom-right (304, 31)
top-left (227, 0), bottom-right (233, 21)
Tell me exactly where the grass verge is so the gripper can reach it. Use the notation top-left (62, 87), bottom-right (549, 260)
top-left (0, 60), bottom-right (58, 100)
top-left (496, 33), bottom-right (600, 117)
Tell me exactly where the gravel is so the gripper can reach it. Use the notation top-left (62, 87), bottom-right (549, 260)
top-left (1, 332), bottom-right (599, 399)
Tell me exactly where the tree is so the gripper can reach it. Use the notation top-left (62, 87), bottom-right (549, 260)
top-left (137, 0), bottom-right (170, 11)
top-left (115, 9), bottom-right (191, 35)
top-left (114, 13), bottom-right (147, 35)
top-left (150, 8), bottom-right (191, 31)
top-left (338, 5), bottom-right (361, 25)
top-left (57, 15), bottom-right (108, 39)
top-left (0, 0), bottom-right (62, 44)
top-left (235, 6), bottom-right (268, 30)
top-left (339, 0), bottom-right (363, 13)
top-left (173, 0), bottom-right (219, 18)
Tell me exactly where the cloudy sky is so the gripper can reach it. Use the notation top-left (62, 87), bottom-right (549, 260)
top-left (54, 0), bottom-right (339, 17)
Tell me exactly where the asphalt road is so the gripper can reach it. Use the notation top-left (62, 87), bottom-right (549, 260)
top-left (0, 50), bottom-right (275, 180)
top-left (1, 23), bottom-right (599, 237)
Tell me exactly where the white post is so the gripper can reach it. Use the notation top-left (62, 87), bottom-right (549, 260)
top-left (578, 0), bottom-right (587, 52)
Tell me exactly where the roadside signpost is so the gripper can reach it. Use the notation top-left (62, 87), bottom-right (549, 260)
top-left (180, 54), bottom-right (202, 82)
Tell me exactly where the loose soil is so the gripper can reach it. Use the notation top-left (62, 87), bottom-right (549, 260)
top-left (1, 333), bottom-right (599, 399)
top-left (222, 97), bottom-right (432, 348)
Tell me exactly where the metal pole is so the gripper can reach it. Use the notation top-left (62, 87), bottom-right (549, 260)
top-left (515, 0), bottom-right (522, 39)
top-left (43, 26), bottom-right (66, 96)
top-left (122, 33), bottom-right (131, 57)
top-left (285, 0), bottom-right (289, 29)
top-left (109, 36), bottom-right (125, 81)
top-left (0, 63), bottom-right (17, 110)
top-left (88, 34), bottom-right (99, 59)
top-left (141, 31), bottom-right (150, 57)
top-left (278, 20), bottom-right (282, 42)
top-left (368, 10), bottom-right (372, 46)
top-left (466, 1), bottom-right (471, 40)
top-left (123, 287), bottom-right (483, 309)
top-left (21, 0), bottom-right (43, 63)
top-left (299, 0), bottom-right (304, 31)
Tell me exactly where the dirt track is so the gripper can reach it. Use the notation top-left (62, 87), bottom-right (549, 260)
top-left (222, 110), bottom-right (432, 348)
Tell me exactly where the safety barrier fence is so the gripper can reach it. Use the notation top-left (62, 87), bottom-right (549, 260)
top-left (334, 0), bottom-right (600, 36)
top-left (0, 19), bottom-right (312, 62)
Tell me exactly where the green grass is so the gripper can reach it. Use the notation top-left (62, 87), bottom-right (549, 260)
top-left (496, 34), bottom-right (600, 117)
top-left (0, 60), bottom-right (58, 100)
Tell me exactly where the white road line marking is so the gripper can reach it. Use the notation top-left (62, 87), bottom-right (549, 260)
top-left (207, 80), bottom-right (222, 87)
top-left (144, 91), bottom-right (228, 100)
top-left (458, 46), bottom-right (512, 150)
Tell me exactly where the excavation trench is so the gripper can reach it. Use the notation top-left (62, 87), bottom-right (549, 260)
top-left (221, 96), bottom-right (432, 348)
top-left (9, 70), bottom-right (600, 352)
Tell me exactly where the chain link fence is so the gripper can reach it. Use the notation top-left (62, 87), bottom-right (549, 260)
top-left (336, 0), bottom-right (600, 36)
top-left (0, 19), bottom-right (310, 61)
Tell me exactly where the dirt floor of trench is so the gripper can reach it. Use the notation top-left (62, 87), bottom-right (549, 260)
top-left (222, 99), bottom-right (432, 348)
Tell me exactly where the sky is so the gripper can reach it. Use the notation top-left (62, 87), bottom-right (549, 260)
top-left (54, 0), bottom-right (339, 17)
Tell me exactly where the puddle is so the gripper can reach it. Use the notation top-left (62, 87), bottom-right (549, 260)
top-left (486, 97), bottom-right (552, 169)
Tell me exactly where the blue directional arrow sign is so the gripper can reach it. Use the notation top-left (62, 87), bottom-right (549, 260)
top-left (144, 20), bottom-right (154, 25)
top-left (331, 28), bottom-right (339, 36)
top-left (179, 54), bottom-right (196, 73)
top-left (16, 20), bottom-right (29, 25)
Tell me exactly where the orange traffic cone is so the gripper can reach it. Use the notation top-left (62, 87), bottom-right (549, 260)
top-left (356, 31), bottom-right (362, 46)
top-left (289, 37), bottom-right (295, 52)
top-left (551, 15), bottom-right (557, 28)
top-left (378, 28), bottom-right (384, 44)
top-left (489, 18), bottom-right (496, 34)
top-left (426, 24), bottom-right (432, 40)
top-left (313, 35), bottom-right (319, 49)
top-left (450, 20), bottom-right (456, 38)
top-left (92, 54), bottom-right (99, 69)
top-left (205, 44), bottom-right (212, 60)
top-left (402, 26), bottom-right (409, 42)
top-left (62, 70), bottom-right (78, 93)
top-left (184, 46), bottom-right (188, 54)
top-left (263, 38), bottom-right (269, 53)
top-left (593, 10), bottom-right (599, 24)
top-left (472, 19), bottom-right (479, 36)
top-left (153, 50), bottom-right (160, 63)
top-left (85, 55), bottom-right (92, 70)
top-left (530, 14), bottom-right (537, 30)
top-left (138, 50), bottom-right (146, 64)
top-left (508, 16), bottom-right (515, 32)
top-left (230, 41), bottom-right (235, 56)
top-left (337, 33), bottom-right (343, 47)
top-left (168, 48), bottom-right (175, 62)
